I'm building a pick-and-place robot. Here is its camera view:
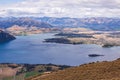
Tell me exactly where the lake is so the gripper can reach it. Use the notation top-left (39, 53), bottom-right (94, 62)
top-left (0, 33), bottom-right (120, 66)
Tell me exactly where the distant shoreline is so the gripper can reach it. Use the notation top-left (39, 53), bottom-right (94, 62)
top-left (44, 31), bottom-right (120, 48)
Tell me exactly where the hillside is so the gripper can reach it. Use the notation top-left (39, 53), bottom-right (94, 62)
top-left (29, 59), bottom-right (120, 80)
top-left (0, 30), bottom-right (15, 43)
top-left (0, 63), bottom-right (70, 79)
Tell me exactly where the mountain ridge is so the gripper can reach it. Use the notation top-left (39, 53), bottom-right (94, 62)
top-left (0, 17), bottom-right (120, 31)
top-left (0, 17), bottom-right (53, 29)
top-left (35, 17), bottom-right (120, 31)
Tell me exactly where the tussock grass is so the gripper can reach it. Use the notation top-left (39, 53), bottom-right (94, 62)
top-left (29, 59), bottom-right (120, 80)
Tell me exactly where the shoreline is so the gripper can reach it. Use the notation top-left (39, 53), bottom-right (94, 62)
top-left (44, 31), bottom-right (120, 48)
top-left (1, 58), bottom-right (120, 79)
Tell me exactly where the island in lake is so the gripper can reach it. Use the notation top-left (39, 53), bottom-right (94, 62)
top-left (45, 28), bottom-right (120, 47)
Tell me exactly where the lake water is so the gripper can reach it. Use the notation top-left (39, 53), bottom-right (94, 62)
top-left (0, 33), bottom-right (120, 66)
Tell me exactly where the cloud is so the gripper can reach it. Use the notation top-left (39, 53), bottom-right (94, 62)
top-left (0, 0), bottom-right (120, 17)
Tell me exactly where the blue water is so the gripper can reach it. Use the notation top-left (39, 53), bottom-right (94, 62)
top-left (0, 33), bottom-right (120, 66)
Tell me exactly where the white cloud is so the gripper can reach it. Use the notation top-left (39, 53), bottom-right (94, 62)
top-left (0, 0), bottom-right (120, 17)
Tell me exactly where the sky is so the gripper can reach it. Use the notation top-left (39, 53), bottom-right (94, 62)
top-left (0, 0), bottom-right (120, 17)
top-left (0, 0), bottom-right (23, 5)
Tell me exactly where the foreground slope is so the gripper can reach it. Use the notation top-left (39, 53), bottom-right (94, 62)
top-left (29, 59), bottom-right (120, 80)
top-left (0, 64), bottom-right (70, 79)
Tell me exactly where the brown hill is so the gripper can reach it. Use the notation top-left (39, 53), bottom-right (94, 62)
top-left (28, 59), bottom-right (120, 80)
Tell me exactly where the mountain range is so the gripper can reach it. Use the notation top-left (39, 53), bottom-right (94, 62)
top-left (0, 17), bottom-right (53, 29)
top-left (35, 17), bottom-right (120, 31)
top-left (0, 17), bottom-right (120, 31)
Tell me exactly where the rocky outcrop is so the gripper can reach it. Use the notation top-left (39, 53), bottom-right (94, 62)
top-left (0, 30), bottom-right (16, 43)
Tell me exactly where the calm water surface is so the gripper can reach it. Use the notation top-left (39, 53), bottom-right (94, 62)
top-left (0, 33), bottom-right (120, 66)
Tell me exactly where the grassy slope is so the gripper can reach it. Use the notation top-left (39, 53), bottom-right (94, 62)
top-left (29, 59), bottom-right (120, 80)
